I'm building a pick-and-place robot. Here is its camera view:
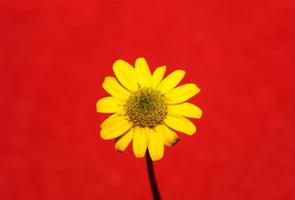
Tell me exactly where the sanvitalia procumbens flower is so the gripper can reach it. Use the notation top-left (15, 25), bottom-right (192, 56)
top-left (96, 58), bottom-right (202, 161)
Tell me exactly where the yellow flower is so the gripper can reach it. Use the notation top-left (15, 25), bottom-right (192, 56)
top-left (96, 58), bottom-right (202, 161)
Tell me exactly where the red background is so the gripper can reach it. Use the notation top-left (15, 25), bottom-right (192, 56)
top-left (1, 0), bottom-right (295, 199)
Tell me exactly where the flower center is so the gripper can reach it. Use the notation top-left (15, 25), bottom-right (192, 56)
top-left (125, 88), bottom-right (168, 128)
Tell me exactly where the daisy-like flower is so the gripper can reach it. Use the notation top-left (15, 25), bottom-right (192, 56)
top-left (96, 58), bottom-right (202, 161)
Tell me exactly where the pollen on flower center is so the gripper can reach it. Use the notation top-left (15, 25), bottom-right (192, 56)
top-left (125, 88), bottom-right (168, 128)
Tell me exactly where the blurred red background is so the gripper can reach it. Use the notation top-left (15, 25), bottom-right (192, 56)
top-left (1, 0), bottom-right (295, 199)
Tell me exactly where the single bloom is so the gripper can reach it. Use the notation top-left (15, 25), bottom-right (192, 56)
top-left (96, 58), bottom-right (202, 161)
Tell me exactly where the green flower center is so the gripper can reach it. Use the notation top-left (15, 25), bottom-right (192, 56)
top-left (125, 88), bottom-right (168, 128)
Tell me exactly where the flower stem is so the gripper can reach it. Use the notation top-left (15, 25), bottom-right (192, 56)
top-left (146, 153), bottom-right (161, 200)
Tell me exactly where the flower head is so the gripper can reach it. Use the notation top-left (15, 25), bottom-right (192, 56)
top-left (96, 58), bottom-right (202, 161)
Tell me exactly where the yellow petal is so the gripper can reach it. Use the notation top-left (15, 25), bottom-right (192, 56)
top-left (165, 115), bottom-right (196, 135)
top-left (113, 59), bottom-right (139, 91)
top-left (166, 83), bottom-right (200, 104)
top-left (115, 129), bottom-right (134, 152)
top-left (151, 66), bottom-right (166, 88)
top-left (100, 115), bottom-right (132, 140)
top-left (135, 57), bottom-right (152, 87)
top-left (156, 70), bottom-right (185, 93)
top-left (96, 97), bottom-right (125, 114)
top-left (132, 127), bottom-right (149, 158)
top-left (157, 130), bottom-right (170, 147)
top-left (168, 103), bottom-right (202, 118)
top-left (102, 76), bottom-right (130, 100)
top-left (148, 130), bottom-right (164, 161)
top-left (155, 124), bottom-right (179, 147)
top-left (100, 114), bottom-right (121, 129)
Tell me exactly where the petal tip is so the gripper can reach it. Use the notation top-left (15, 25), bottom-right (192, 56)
top-left (113, 59), bottom-right (132, 72)
top-left (199, 109), bottom-right (203, 118)
top-left (171, 138), bottom-right (180, 147)
top-left (189, 127), bottom-right (197, 135)
top-left (134, 152), bottom-right (146, 158)
top-left (150, 156), bottom-right (163, 161)
top-left (148, 151), bottom-right (164, 161)
top-left (178, 69), bottom-right (186, 76)
top-left (96, 99), bottom-right (102, 112)
top-left (112, 59), bottom-right (122, 67)
top-left (115, 147), bottom-right (124, 153)
top-left (194, 84), bottom-right (201, 93)
top-left (99, 130), bottom-right (108, 140)
top-left (103, 76), bottom-right (113, 83)
top-left (136, 57), bottom-right (147, 62)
